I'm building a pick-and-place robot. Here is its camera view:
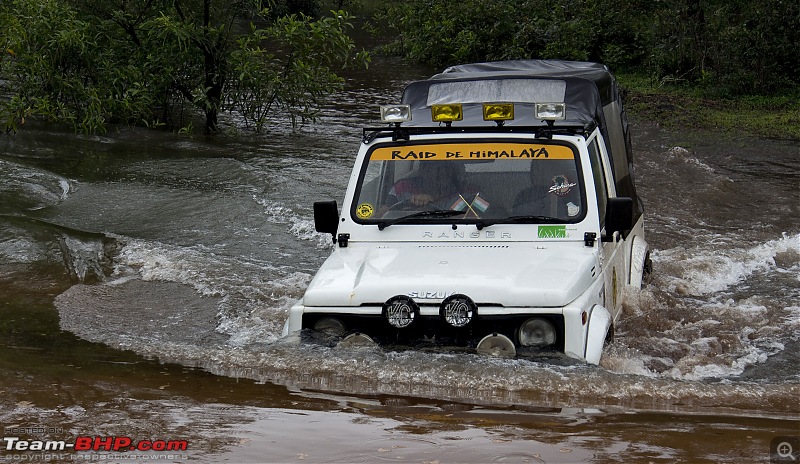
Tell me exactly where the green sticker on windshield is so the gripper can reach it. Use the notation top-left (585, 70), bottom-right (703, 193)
top-left (538, 225), bottom-right (567, 238)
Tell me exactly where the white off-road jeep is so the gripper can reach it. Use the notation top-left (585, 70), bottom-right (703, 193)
top-left (283, 60), bottom-right (649, 364)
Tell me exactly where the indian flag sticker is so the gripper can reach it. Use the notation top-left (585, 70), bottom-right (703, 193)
top-left (450, 197), bottom-right (468, 211)
top-left (538, 225), bottom-right (567, 238)
top-left (471, 194), bottom-right (490, 212)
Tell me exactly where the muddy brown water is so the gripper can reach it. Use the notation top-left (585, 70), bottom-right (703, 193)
top-left (1, 58), bottom-right (798, 463)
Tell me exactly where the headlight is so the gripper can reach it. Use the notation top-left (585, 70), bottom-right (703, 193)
top-left (383, 295), bottom-right (419, 329)
top-left (440, 294), bottom-right (476, 328)
top-left (518, 318), bottom-right (556, 346)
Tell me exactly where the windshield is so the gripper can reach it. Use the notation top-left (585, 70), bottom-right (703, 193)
top-left (352, 140), bottom-right (585, 225)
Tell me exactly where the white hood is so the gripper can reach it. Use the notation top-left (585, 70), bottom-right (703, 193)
top-left (303, 242), bottom-right (598, 308)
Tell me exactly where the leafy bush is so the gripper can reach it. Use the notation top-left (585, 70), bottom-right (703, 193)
top-left (376, 0), bottom-right (799, 97)
top-left (0, 0), bottom-right (368, 133)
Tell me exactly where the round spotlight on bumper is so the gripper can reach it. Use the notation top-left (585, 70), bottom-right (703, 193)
top-left (338, 332), bottom-right (377, 349)
top-left (518, 318), bottom-right (557, 347)
top-left (383, 295), bottom-right (419, 329)
top-left (476, 333), bottom-right (516, 358)
top-left (440, 294), bottom-right (477, 328)
top-left (313, 317), bottom-right (346, 337)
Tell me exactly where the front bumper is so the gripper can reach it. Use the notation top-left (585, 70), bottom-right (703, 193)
top-left (284, 301), bottom-right (608, 363)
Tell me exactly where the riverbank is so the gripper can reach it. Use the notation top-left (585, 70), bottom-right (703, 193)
top-left (618, 73), bottom-right (800, 140)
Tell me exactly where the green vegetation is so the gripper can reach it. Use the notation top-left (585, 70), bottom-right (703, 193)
top-left (2, 0), bottom-right (797, 138)
top-left (375, 0), bottom-right (800, 139)
top-left (375, 0), bottom-right (799, 95)
top-left (0, 0), bottom-right (368, 133)
top-left (617, 74), bottom-right (800, 140)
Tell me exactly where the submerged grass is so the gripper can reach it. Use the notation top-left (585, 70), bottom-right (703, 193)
top-left (618, 73), bottom-right (800, 140)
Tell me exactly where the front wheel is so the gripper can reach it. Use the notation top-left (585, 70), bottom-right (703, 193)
top-left (642, 251), bottom-right (653, 283)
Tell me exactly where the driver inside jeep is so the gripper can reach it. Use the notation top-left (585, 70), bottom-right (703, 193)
top-left (381, 161), bottom-right (490, 218)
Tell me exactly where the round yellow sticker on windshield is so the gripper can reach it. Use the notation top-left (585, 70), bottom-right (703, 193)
top-left (356, 203), bottom-right (375, 219)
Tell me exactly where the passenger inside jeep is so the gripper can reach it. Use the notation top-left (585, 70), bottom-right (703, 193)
top-left (512, 160), bottom-right (582, 219)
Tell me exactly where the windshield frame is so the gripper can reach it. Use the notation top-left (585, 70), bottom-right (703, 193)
top-left (350, 138), bottom-right (588, 227)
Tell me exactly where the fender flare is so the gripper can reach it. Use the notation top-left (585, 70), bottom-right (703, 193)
top-left (584, 304), bottom-right (611, 365)
top-left (628, 235), bottom-right (650, 288)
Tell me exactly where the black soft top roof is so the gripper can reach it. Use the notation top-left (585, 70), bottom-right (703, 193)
top-left (439, 60), bottom-right (616, 104)
top-left (401, 60), bottom-right (619, 128)
top-left (396, 60), bottom-right (642, 226)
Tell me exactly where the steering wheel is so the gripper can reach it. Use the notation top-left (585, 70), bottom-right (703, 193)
top-left (385, 198), bottom-right (437, 213)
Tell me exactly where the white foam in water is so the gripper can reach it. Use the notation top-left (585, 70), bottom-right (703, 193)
top-left (784, 306), bottom-right (800, 337)
top-left (0, 159), bottom-right (74, 208)
top-left (61, 201), bottom-right (794, 410)
top-left (216, 271), bottom-right (313, 346)
top-left (253, 195), bottom-right (333, 249)
top-left (654, 232), bottom-right (800, 296)
top-left (111, 235), bottom-right (312, 346)
top-left (114, 237), bottom-right (224, 297)
top-left (600, 345), bottom-right (660, 378)
top-left (59, 179), bottom-right (71, 200)
top-left (666, 146), bottom-right (723, 175)
top-left (290, 219), bottom-right (333, 247)
top-left (607, 233), bottom-right (800, 381)
top-left (52, 231), bottom-right (797, 413)
top-left (0, 237), bottom-right (48, 263)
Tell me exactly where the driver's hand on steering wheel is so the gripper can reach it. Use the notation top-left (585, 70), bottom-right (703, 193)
top-left (410, 193), bottom-right (434, 206)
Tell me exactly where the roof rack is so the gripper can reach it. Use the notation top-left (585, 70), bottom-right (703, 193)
top-left (361, 123), bottom-right (593, 144)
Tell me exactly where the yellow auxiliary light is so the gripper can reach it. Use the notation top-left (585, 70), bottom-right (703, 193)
top-left (431, 104), bottom-right (463, 123)
top-left (483, 103), bottom-right (515, 122)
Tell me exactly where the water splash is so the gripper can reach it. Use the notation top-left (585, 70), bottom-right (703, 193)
top-left (605, 233), bottom-right (799, 381)
top-left (0, 159), bottom-right (73, 211)
top-left (653, 232), bottom-right (799, 297)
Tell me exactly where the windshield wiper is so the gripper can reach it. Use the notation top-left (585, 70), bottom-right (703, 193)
top-left (476, 215), bottom-right (563, 230)
top-left (378, 210), bottom-right (464, 230)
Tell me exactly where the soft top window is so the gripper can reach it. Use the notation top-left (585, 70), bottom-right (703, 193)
top-left (426, 79), bottom-right (567, 106)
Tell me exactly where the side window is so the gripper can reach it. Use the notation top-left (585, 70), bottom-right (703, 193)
top-left (587, 137), bottom-right (608, 227)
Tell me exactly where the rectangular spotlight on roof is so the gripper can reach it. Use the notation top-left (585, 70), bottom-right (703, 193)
top-left (380, 104), bottom-right (412, 123)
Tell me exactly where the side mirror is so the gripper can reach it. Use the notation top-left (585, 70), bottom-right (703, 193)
top-left (314, 200), bottom-right (339, 238)
top-left (604, 197), bottom-right (633, 237)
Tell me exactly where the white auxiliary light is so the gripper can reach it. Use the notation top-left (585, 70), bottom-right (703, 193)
top-left (535, 102), bottom-right (566, 121)
top-left (380, 104), bottom-right (412, 123)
